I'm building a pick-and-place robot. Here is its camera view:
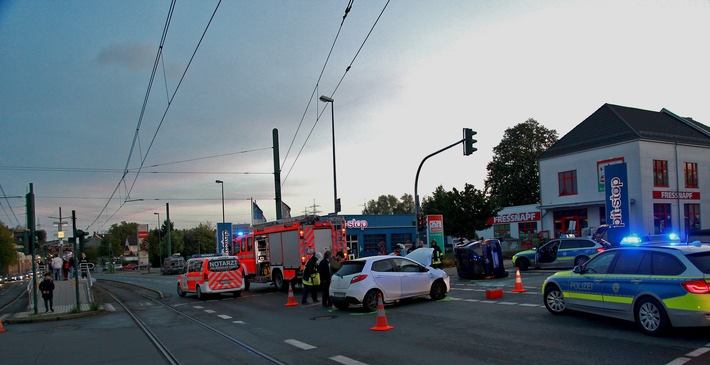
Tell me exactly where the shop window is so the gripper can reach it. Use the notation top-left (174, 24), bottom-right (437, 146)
top-left (558, 170), bottom-right (578, 196)
top-left (518, 222), bottom-right (537, 242)
top-left (684, 204), bottom-right (701, 233)
top-left (653, 160), bottom-right (669, 187)
top-left (363, 234), bottom-right (386, 255)
top-left (493, 224), bottom-right (510, 238)
top-left (653, 204), bottom-right (672, 234)
top-left (685, 162), bottom-right (699, 188)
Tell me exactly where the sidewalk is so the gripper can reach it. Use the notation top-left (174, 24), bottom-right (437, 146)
top-left (6, 277), bottom-right (95, 323)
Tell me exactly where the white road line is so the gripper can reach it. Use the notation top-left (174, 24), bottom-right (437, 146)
top-left (498, 302), bottom-right (517, 305)
top-left (330, 355), bottom-right (369, 365)
top-left (217, 314), bottom-right (232, 319)
top-left (103, 303), bottom-right (116, 312)
top-left (233, 320), bottom-right (245, 324)
top-left (193, 306), bottom-right (204, 309)
top-left (665, 357), bottom-right (691, 365)
top-left (284, 339), bottom-right (316, 350)
top-left (519, 303), bottom-right (541, 307)
top-left (204, 309), bottom-right (216, 313)
top-left (464, 299), bottom-right (480, 302)
top-left (686, 346), bottom-right (710, 357)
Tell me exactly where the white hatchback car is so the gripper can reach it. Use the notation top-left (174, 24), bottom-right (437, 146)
top-left (329, 253), bottom-right (450, 312)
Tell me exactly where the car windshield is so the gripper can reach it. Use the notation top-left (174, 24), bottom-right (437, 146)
top-left (686, 251), bottom-right (710, 274)
top-left (335, 261), bottom-right (366, 277)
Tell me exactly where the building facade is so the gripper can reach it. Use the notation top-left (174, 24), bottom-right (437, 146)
top-left (538, 104), bottom-right (709, 241)
top-left (341, 214), bottom-right (417, 258)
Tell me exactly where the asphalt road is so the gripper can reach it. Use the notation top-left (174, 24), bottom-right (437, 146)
top-left (2, 270), bottom-right (710, 365)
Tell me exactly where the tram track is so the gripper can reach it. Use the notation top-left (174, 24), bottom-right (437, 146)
top-left (94, 280), bottom-right (287, 365)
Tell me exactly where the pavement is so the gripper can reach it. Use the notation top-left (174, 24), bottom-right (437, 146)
top-left (3, 275), bottom-right (97, 324)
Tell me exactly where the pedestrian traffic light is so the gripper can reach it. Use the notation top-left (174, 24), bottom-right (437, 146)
top-left (417, 215), bottom-right (427, 231)
top-left (463, 128), bottom-right (477, 156)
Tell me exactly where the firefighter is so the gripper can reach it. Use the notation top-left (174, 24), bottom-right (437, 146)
top-left (301, 251), bottom-right (320, 304)
top-left (430, 240), bottom-right (443, 269)
top-left (391, 243), bottom-right (405, 256)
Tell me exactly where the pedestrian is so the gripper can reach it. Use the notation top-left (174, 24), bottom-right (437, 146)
top-left (79, 252), bottom-right (89, 278)
top-left (390, 243), bottom-right (405, 256)
top-left (68, 254), bottom-right (76, 279)
top-left (329, 251), bottom-right (344, 274)
top-left (319, 251), bottom-right (333, 307)
top-left (301, 251), bottom-right (319, 304)
top-left (62, 259), bottom-right (69, 280)
top-left (431, 240), bottom-right (443, 269)
top-left (51, 254), bottom-right (63, 281)
top-left (38, 272), bottom-right (55, 313)
top-left (407, 240), bottom-right (424, 254)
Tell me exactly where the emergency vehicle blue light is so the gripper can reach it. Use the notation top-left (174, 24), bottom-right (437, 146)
top-left (668, 233), bottom-right (680, 241)
top-left (620, 236), bottom-right (642, 245)
top-left (237, 231), bottom-right (245, 236)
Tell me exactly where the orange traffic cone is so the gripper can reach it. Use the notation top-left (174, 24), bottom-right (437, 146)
top-left (510, 267), bottom-right (527, 293)
top-left (0, 319), bottom-right (5, 333)
top-left (285, 285), bottom-right (299, 307)
top-left (370, 293), bottom-right (394, 331)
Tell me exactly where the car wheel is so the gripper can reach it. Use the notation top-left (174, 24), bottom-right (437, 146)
top-left (273, 270), bottom-right (285, 292)
top-left (334, 302), bottom-right (349, 310)
top-left (574, 256), bottom-right (589, 267)
top-left (362, 290), bottom-right (381, 312)
top-left (544, 285), bottom-right (567, 315)
top-left (636, 297), bottom-right (669, 336)
top-left (233, 290), bottom-right (241, 298)
top-left (429, 280), bottom-right (447, 300)
top-left (516, 257), bottom-right (530, 271)
top-left (196, 285), bottom-right (204, 300)
top-left (177, 284), bottom-right (186, 297)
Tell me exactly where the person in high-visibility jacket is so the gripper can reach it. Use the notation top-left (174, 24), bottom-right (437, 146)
top-left (430, 240), bottom-right (443, 269)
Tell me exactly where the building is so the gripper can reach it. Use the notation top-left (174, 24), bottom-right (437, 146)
top-left (477, 204), bottom-right (542, 248)
top-left (341, 214), bottom-right (417, 257)
top-left (538, 104), bottom-right (710, 241)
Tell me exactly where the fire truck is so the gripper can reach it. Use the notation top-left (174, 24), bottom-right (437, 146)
top-left (232, 215), bottom-right (346, 291)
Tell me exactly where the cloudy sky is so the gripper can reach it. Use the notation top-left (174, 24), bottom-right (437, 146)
top-left (2, 0), bottom-right (709, 234)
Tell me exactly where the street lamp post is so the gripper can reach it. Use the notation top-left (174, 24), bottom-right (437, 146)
top-left (319, 95), bottom-right (339, 214)
top-left (215, 180), bottom-right (225, 223)
top-left (154, 212), bottom-right (161, 270)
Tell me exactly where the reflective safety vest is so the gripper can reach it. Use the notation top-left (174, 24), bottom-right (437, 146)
top-left (432, 247), bottom-right (442, 265)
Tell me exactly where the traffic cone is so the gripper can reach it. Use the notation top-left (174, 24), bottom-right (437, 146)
top-left (510, 267), bottom-right (527, 293)
top-left (370, 293), bottom-right (394, 331)
top-left (0, 319), bottom-right (5, 333)
top-left (284, 285), bottom-right (299, 307)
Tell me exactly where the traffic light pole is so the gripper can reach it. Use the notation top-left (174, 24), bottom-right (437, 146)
top-left (27, 183), bottom-right (38, 315)
top-left (414, 139), bottom-right (464, 238)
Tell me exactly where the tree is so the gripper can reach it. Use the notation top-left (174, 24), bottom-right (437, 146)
top-left (182, 223), bottom-right (216, 257)
top-left (0, 222), bottom-right (18, 274)
top-left (362, 194), bottom-right (415, 214)
top-left (421, 184), bottom-right (499, 239)
top-left (101, 221), bottom-right (138, 261)
top-left (485, 118), bottom-right (558, 207)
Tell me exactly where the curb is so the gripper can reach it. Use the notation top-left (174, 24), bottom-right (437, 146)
top-left (5, 308), bottom-right (105, 324)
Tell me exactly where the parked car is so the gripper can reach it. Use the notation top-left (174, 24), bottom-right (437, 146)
top-left (123, 263), bottom-right (138, 271)
top-left (512, 238), bottom-right (607, 270)
top-left (329, 253), bottom-right (450, 312)
top-left (542, 244), bottom-right (710, 336)
top-left (177, 255), bottom-right (246, 299)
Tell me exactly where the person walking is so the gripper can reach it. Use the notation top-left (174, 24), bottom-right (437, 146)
top-left (38, 273), bottom-right (55, 313)
top-left (51, 254), bottom-right (63, 281)
top-left (431, 240), bottom-right (443, 269)
top-left (79, 252), bottom-right (89, 278)
top-left (68, 254), bottom-right (76, 279)
top-left (318, 251), bottom-right (333, 307)
top-left (301, 251), bottom-right (319, 304)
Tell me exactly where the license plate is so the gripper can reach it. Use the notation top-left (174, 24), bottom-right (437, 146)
top-left (333, 292), bottom-right (345, 298)
top-left (220, 280), bottom-right (231, 284)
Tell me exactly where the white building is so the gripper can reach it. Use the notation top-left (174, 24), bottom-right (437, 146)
top-left (538, 104), bottom-right (709, 241)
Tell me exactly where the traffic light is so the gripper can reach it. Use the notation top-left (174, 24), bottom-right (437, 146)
top-left (417, 215), bottom-right (427, 231)
top-left (14, 230), bottom-right (31, 254)
top-left (463, 128), bottom-right (477, 156)
top-left (74, 229), bottom-right (88, 252)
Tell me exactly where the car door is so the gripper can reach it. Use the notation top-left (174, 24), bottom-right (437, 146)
top-left (536, 240), bottom-right (561, 267)
top-left (564, 250), bottom-right (618, 310)
top-left (397, 258), bottom-right (430, 297)
top-left (370, 258), bottom-right (402, 300)
top-left (186, 260), bottom-right (203, 291)
top-left (603, 249), bottom-right (650, 315)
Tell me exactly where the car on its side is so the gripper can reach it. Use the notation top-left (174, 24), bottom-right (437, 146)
top-left (329, 252), bottom-right (450, 312)
top-left (542, 244), bottom-right (710, 336)
top-left (512, 238), bottom-right (607, 271)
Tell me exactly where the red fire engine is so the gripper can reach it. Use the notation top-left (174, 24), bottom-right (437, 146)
top-left (232, 215), bottom-right (346, 291)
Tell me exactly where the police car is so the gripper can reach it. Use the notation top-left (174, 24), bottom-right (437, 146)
top-left (542, 244), bottom-right (710, 335)
top-left (512, 238), bottom-right (607, 271)
top-left (177, 255), bottom-right (246, 300)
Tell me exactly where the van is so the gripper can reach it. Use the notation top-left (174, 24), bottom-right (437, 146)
top-left (162, 255), bottom-right (185, 275)
top-left (177, 255), bottom-right (246, 300)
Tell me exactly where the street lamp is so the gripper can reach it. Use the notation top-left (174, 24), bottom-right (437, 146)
top-left (215, 180), bottom-right (225, 223)
top-left (319, 95), bottom-right (339, 214)
top-left (154, 212), bottom-right (161, 268)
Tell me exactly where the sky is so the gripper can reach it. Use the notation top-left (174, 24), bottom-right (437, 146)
top-left (2, 0), bottom-right (709, 235)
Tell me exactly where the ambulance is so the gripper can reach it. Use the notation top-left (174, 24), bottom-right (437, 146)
top-left (177, 254), bottom-right (246, 300)
top-left (232, 215), bottom-right (346, 291)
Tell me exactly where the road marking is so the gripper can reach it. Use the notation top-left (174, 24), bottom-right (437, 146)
top-left (284, 339), bottom-right (316, 350)
top-left (103, 303), bottom-right (116, 312)
top-left (204, 309), bottom-right (216, 313)
top-left (217, 314), bottom-right (232, 319)
top-left (193, 305), bottom-right (204, 309)
top-left (665, 358), bottom-right (690, 365)
top-left (330, 355), bottom-right (369, 365)
top-left (498, 302), bottom-right (517, 305)
top-left (233, 320), bottom-right (245, 324)
top-left (464, 299), bottom-right (480, 303)
top-left (519, 303), bottom-right (541, 307)
top-left (686, 347), bottom-right (710, 357)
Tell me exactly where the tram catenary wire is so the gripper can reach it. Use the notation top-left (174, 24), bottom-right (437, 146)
top-left (94, 281), bottom-right (286, 365)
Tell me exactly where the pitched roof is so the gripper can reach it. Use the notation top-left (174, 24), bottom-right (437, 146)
top-left (539, 104), bottom-right (710, 160)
